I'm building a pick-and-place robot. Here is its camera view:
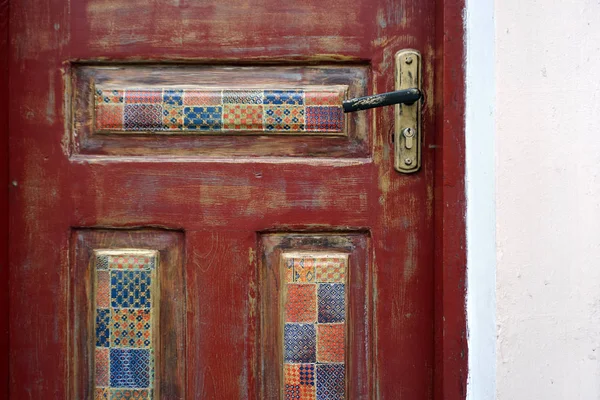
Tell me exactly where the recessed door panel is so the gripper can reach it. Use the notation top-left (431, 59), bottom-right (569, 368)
top-left (70, 65), bottom-right (369, 158)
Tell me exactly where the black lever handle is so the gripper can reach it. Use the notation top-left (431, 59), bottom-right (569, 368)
top-left (342, 88), bottom-right (422, 113)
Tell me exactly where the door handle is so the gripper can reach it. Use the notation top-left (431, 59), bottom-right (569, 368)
top-left (341, 88), bottom-right (422, 113)
top-left (341, 49), bottom-right (422, 174)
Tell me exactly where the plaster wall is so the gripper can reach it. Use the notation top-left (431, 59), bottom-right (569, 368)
top-left (494, 0), bottom-right (600, 398)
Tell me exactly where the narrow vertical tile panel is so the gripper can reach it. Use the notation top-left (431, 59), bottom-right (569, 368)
top-left (282, 253), bottom-right (348, 400)
top-left (94, 249), bottom-right (158, 399)
top-left (94, 87), bottom-right (345, 134)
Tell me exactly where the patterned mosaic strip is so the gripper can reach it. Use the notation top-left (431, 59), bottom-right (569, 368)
top-left (283, 254), bottom-right (348, 400)
top-left (94, 88), bottom-right (345, 134)
top-left (95, 250), bottom-right (158, 400)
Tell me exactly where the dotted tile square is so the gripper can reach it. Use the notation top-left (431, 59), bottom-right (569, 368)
top-left (305, 106), bottom-right (343, 132)
top-left (285, 284), bottom-right (317, 323)
top-left (318, 284), bottom-right (345, 323)
top-left (110, 309), bottom-right (152, 348)
top-left (264, 90), bottom-right (304, 105)
top-left (162, 105), bottom-right (184, 131)
top-left (317, 324), bottom-right (345, 363)
top-left (286, 384), bottom-right (301, 400)
top-left (264, 106), bottom-right (305, 131)
top-left (110, 348), bottom-right (151, 388)
top-left (183, 106), bottom-right (222, 131)
top-left (223, 104), bottom-right (263, 130)
top-left (125, 90), bottom-right (162, 104)
top-left (95, 104), bottom-right (124, 131)
top-left (285, 363), bottom-right (315, 386)
top-left (285, 363), bottom-right (316, 399)
top-left (96, 348), bottom-right (110, 386)
top-left (96, 89), bottom-right (124, 104)
top-left (300, 385), bottom-right (317, 400)
top-left (316, 364), bottom-right (345, 400)
top-left (315, 258), bottom-right (346, 283)
top-left (124, 104), bottom-right (163, 131)
top-left (96, 308), bottom-right (110, 347)
top-left (110, 270), bottom-right (151, 308)
top-left (183, 90), bottom-right (222, 106)
top-left (284, 324), bottom-right (316, 363)
top-left (163, 89), bottom-right (184, 106)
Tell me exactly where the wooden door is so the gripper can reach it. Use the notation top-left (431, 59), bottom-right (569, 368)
top-left (8, 0), bottom-right (468, 399)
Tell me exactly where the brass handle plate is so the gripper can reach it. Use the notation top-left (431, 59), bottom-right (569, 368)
top-left (394, 49), bottom-right (422, 173)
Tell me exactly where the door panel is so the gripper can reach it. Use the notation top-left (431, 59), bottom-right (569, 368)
top-left (70, 65), bottom-right (369, 157)
top-left (259, 233), bottom-right (371, 398)
top-left (9, 0), bottom-right (437, 399)
top-left (71, 229), bottom-right (185, 399)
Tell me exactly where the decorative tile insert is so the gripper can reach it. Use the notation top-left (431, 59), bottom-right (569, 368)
top-left (94, 250), bottom-right (158, 399)
top-left (94, 88), bottom-right (345, 134)
top-left (283, 254), bottom-right (348, 400)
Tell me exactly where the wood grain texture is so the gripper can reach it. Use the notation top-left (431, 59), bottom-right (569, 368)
top-left (7, 0), bottom-right (468, 399)
top-left (0, 0), bottom-right (8, 398)
top-left (70, 229), bottom-right (185, 399)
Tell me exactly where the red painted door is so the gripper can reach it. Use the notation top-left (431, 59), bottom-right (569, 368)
top-left (8, 0), bottom-right (453, 399)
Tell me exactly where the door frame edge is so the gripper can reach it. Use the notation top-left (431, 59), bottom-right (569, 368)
top-left (1, 0), bottom-right (10, 398)
top-left (433, 1), bottom-right (468, 399)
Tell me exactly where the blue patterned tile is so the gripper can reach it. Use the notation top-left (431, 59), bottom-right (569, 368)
top-left (316, 364), bottom-right (345, 400)
top-left (318, 284), bottom-right (345, 323)
top-left (110, 270), bottom-right (151, 308)
top-left (96, 308), bottom-right (110, 347)
top-left (264, 90), bottom-right (304, 105)
top-left (183, 106), bottom-right (222, 131)
top-left (163, 89), bottom-right (184, 106)
top-left (109, 348), bottom-right (150, 388)
top-left (284, 323), bottom-right (316, 363)
top-left (306, 106), bottom-right (344, 132)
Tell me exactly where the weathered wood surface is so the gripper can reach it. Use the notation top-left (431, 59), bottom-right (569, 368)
top-left (6, 0), bottom-right (469, 399)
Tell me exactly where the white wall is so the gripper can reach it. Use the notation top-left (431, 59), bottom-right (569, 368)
top-left (465, 0), bottom-right (496, 398)
top-left (492, 0), bottom-right (600, 399)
